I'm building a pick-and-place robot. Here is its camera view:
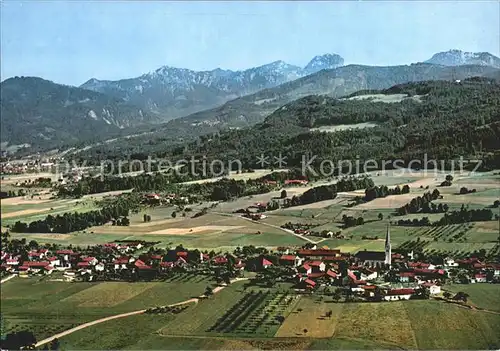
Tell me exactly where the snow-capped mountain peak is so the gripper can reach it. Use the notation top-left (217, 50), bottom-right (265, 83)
top-left (425, 49), bottom-right (500, 68)
top-left (304, 53), bottom-right (345, 74)
top-left (80, 53), bottom-right (345, 121)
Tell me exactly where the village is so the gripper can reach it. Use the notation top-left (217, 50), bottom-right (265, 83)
top-left (2, 224), bottom-right (499, 304)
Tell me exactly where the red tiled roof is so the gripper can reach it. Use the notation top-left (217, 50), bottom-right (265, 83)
top-left (82, 257), bottom-right (96, 262)
top-left (300, 263), bottom-right (311, 271)
top-left (306, 260), bottom-right (324, 267)
top-left (307, 272), bottom-right (325, 278)
top-left (408, 262), bottom-right (430, 268)
top-left (77, 262), bottom-right (90, 267)
top-left (113, 257), bottom-right (129, 264)
top-left (47, 257), bottom-right (58, 261)
top-left (304, 278), bottom-right (316, 286)
top-left (399, 272), bottom-right (415, 277)
top-left (134, 259), bottom-right (146, 267)
top-left (362, 285), bottom-right (376, 290)
top-left (6, 259), bottom-right (18, 264)
top-left (151, 255), bottom-right (162, 260)
top-left (474, 273), bottom-right (487, 279)
top-left (56, 249), bottom-right (74, 254)
top-left (387, 288), bottom-right (415, 296)
top-left (160, 262), bottom-right (174, 268)
top-left (280, 255), bottom-right (296, 261)
top-left (28, 252), bottom-right (42, 257)
top-left (18, 266), bottom-right (29, 270)
top-left (38, 249), bottom-right (48, 253)
top-left (298, 249), bottom-right (340, 257)
top-left (177, 251), bottom-right (188, 257)
top-left (262, 258), bottom-right (273, 266)
top-left (214, 256), bottom-right (228, 264)
top-left (326, 270), bottom-right (338, 278)
top-left (24, 261), bottom-right (50, 267)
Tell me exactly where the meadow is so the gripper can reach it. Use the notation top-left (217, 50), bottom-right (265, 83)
top-left (0, 274), bottom-right (213, 341)
top-left (52, 283), bottom-right (500, 350)
top-left (2, 170), bottom-right (498, 255)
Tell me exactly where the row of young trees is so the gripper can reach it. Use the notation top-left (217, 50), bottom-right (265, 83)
top-left (296, 177), bottom-right (375, 206)
top-left (396, 189), bottom-right (442, 215)
top-left (364, 184), bottom-right (410, 201)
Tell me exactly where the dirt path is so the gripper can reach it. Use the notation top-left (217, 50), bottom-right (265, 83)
top-left (0, 274), bottom-right (16, 284)
top-left (34, 278), bottom-right (248, 347)
top-left (213, 211), bottom-right (323, 244)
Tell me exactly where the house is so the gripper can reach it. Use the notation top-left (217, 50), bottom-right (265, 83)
top-left (114, 256), bottom-right (134, 270)
top-left (384, 288), bottom-right (415, 301)
top-left (297, 249), bottom-right (341, 258)
top-left (298, 263), bottom-right (312, 275)
top-left (444, 257), bottom-right (458, 268)
top-left (325, 269), bottom-right (338, 282)
top-left (95, 263), bottom-right (105, 272)
top-left (303, 278), bottom-right (316, 289)
top-left (421, 282), bottom-right (441, 295)
top-left (81, 256), bottom-right (98, 265)
top-left (473, 273), bottom-right (487, 283)
top-left (399, 272), bottom-right (415, 283)
top-left (46, 256), bottom-right (61, 267)
top-left (28, 251), bottom-right (44, 260)
top-left (306, 261), bottom-right (326, 272)
top-left (359, 268), bottom-right (378, 281)
top-left (261, 258), bottom-right (273, 269)
top-left (354, 251), bottom-right (386, 268)
top-left (22, 261), bottom-right (52, 274)
top-left (280, 255), bottom-right (303, 267)
top-left (56, 249), bottom-right (74, 262)
top-left (408, 262), bottom-right (435, 270)
top-left (5, 258), bottom-right (19, 266)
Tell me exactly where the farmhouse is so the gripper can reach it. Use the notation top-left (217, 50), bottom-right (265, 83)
top-left (384, 288), bottom-right (415, 301)
top-left (279, 255), bottom-right (303, 267)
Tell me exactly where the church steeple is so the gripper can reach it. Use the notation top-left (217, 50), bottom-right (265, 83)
top-left (385, 223), bottom-right (391, 267)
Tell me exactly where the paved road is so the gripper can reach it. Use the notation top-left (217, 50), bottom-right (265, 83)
top-left (35, 278), bottom-right (248, 348)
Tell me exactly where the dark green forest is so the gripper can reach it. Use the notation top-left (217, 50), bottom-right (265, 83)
top-left (71, 78), bottom-right (500, 173)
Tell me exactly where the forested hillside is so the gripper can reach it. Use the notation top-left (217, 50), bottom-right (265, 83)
top-left (1, 77), bottom-right (157, 150)
top-left (67, 64), bottom-right (500, 160)
top-left (75, 78), bottom-right (500, 172)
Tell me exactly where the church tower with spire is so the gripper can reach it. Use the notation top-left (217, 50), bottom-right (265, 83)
top-left (384, 223), bottom-right (392, 267)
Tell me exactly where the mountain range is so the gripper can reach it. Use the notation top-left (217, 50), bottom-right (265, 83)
top-left (424, 50), bottom-right (500, 68)
top-left (0, 77), bottom-right (156, 150)
top-left (80, 53), bottom-right (345, 121)
top-left (2, 50), bottom-right (500, 153)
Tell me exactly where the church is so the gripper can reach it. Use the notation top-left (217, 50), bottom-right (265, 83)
top-left (354, 224), bottom-right (392, 269)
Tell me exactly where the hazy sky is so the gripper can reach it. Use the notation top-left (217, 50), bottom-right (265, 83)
top-left (1, 1), bottom-right (499, 86)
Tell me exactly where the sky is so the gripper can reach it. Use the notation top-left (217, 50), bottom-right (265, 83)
top-left (1, 1), bottom-right (499, 86)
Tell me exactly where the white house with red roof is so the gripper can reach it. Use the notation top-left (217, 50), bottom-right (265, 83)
top-left (56, 249), bottom-right (74, 262)
top-left (384, 288), bottom-right (415, 301)
top-left (306, 261), bottom-right (326, 272)
top-left (81, 256), bottom-right (98, 266)
top-left (279, 255), bottom-right (303, 267)
top-left (261, 258), bottom-right (273, 269)
top-left (473, 273), bottom-right (487, 283)
top-left (298, 263), bottom-right (312, 275)
top-left (420, 282), bottom-right (441, 295)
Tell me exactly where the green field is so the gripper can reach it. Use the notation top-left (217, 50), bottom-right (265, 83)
top-left (446, 284), bottom-right (500, 312)
top-left (0, 275), bottom-right (213, 341)
top-left (55, 286), bottom-right (500, 350)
